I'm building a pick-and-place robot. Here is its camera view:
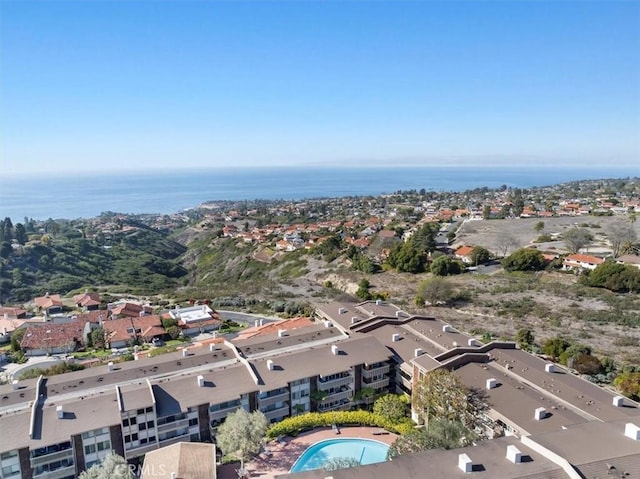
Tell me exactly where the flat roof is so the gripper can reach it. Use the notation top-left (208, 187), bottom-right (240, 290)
top-left (359, 323), bottom-right (443, 364)
top-left (491, 349), bottom-right (640, 422)
top-left (233, 324), bottom-right (345, 357)
top-left (526, 419), bottom-right (640, 467)
top-left (252, 336), bottom-right (392, 391)
top-left (153, 363), bottom-right (257, 416)
top-left (455, 362), bottom-right (589, 436)
top-left (2, 391), bottom-right (121, 452)
top-left (275, 436), bottom-right (565, 479)
top-left (119, 381), bottom-right (154, 412)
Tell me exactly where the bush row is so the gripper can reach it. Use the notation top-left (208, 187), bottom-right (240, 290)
top-left (265, 411), bottom-right (414, 439)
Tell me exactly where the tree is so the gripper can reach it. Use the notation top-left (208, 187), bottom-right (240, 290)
top-left (534, 221), bottom-right (545, 233)
top-left (356, 278), bottom-right (373, 300)
top-left (614, 371), bottom-right (640, 400)
top-left (412, 369), bottom-right (486, 430)
top-left (608, 222), bottom-right (637, 258)
top-left (10, 328), bottom-right (26, 352)
top-left (89, 327), bottom-right (107, 350)
top-left (387, 418), bottom-right (476, 459)
top-left (515, 328), bottom-right (535, 351)
top-left (14, 223), bottom-right (28, 245)
top-left (563, 227), bottom-right (592, 254)
top-left (469, 246), bottom-right (491, 266)
top-left (79, 452), bottom-right (133, 479)
top-left (415, 277), bottom-right (454, 306)
top-left (216, 409), bottom-right (268, 470)
top-left (0, 241), bottom-right (11, 259)
top-left (373, 394), bottom-right (408, 424)
top-left (166, 325), bottom-right (182, 340)
top-left (503, 248), bottom-right (545, 272)
top-left (482, 205), bottom-right (491, 220)
top-left (496, 233), bottom-right (518, 257)
top-left (430, 255), bottom-right (461, 276)
top-left (542, 337), bottom-right (570, 359)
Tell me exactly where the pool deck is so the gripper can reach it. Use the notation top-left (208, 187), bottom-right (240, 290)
top-left (218, 426), bottom-right (398, 479)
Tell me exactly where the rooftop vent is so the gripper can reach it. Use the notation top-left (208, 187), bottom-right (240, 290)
top-left (107, 362), bottom-right (114, 372)
top-left (506, 445), bottom-right (523, 464)
top-left (278, 329), bottom-right (286, 338)
top-left (486, 378), bottom-right (497, 390)
top-left (351, 317), bottom-right (359, 324)
top-left (259, 318), bottom-right (264, 326)
top-left (443, 324), bottom-right (453, 333)
top-left (331, 345), bottom-right (339, 355)
top-left (392, 333), bottom-right (400, 342)
top-left (376, 299), bottom-right (382, 306)
top-left (338, 308), bottom-right (347, 314)
top-left (267, 360), bottom-right (275, 370)
top-left (197, 375), bottom-right (205, 387)
top-left (458, 453), bottom-right (472, 473)
top-left (414, 348), bottom-right (423, 357)
top-left (468, 338), bottom-right (479, 347)
top-left (545, 363), bottom-right (556, 373)
top-left (613, 396), bottom-right (624, 407)
top-left (624, 423), bottom-right (640, 441)
top-left (395, 311), bottom-right (403, 318)
top-left (254, 320), bottom-right (260, 328)
top-left (209, 344), bottom-right (217, 352)
top-left (56, 405), bottom-right (64, 419)
top-left (323, 320), bottom-right (332, 328)
top-left (12, 380), bottom-right (19, 391)
top-left (534, 407), bottom-right (547, 421)
top-left (182, 349), bottom-right (189, 358)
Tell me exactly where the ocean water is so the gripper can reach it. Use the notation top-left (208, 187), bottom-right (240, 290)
top-left (0, 166), bottom-right (636, 222)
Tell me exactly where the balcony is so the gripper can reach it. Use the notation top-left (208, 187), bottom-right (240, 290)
top-left (124, 442), bottom-right (160, 459)
top-left (318, 398), bottom-right (351, 412)
top-left (322, 388), bottom-right (352, 403)
top-left (317, 375), bottom-right (352, 391)
top-left (159, 433), bottom-right (190, 448)
top-left (258, 390), bottom-right (289, 407)
top-left (157, 418), bottom-right (191, 433)
top-left (362, 364), bottom-right (390, 376)
top-left (30, 449), bottom-right (74, 467)
top-left (362, 376), bottom-right (390, 390)
top-left (33, 464), bottom-right (75, 479)
top-left (262, 405), bottom-right (290, 421)
top-left (209, 405), bottom-right (242, 421)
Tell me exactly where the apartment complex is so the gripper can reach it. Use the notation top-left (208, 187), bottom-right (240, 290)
top-left (1, 300), bottom-right (639, 478)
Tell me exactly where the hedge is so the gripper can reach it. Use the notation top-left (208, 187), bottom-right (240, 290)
top-left (266, 411), bottom-right (414, 439)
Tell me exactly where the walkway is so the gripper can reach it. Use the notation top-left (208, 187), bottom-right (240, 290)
top-left (218, 426), bottom-right (397, 479)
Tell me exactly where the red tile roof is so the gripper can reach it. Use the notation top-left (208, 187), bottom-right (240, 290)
top-left (21, 321), bottom-right (84, 351)
top-left (73, 292), bottom-right (101, 307)
top-left (455, 245), bottom-right (474, 257)
top-left (103, 315), bottom-right (165, 344)
top-left (564, 254), bottom-right (605, 265)
top-left (34, 294), bottom-right (63, 309)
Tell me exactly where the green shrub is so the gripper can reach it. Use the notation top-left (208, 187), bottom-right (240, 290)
top-left (265, 411), bottom-right (414, 439)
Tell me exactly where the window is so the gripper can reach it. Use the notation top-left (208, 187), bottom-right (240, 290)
top-left (147, 421), bottom-right (154, 428)
top-left (1, 464), bottom-right (20, 477)
top-left (148, 436), bottom-right (156, 442)
top-left (1, 451), bottom-right (18, 460)
top-left (97, 441), bottom-right (110, 452)
top-left (122, 419), bottom-right (129, 427)
top-left (130, 417), bottom-right (137, 425)
top-left (140, 438), bottom-right (148, 445)
top-left (136, 409), bottom-right (145, 415)
top-left (131, 433), bottom-right (138, 441)
top-left (139, 423), bottom-right (146, 431)
top-left (84, 444), bottom-right (96, 455)
top-left (124, 435), bottom-right (130, 443)
top-left (145, 407), bottom-right (153, 413)
top-left (188, 418), bottom-right (198, 427)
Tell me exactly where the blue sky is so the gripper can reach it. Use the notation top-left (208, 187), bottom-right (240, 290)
top-left (1, 1), bottom-right (639, 175)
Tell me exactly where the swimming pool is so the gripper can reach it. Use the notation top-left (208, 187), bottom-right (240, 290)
top-left (289, 438), bottom-right (390, 472)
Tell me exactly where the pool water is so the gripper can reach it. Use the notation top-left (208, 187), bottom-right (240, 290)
top-left (289, 438), bottom-right (390, 472)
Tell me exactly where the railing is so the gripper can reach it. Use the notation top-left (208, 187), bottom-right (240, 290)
top-left (30, 449), bottom-right (73, 467)
top-left (262, 405), bottom-right (290, 421)
top-left (33, 464), bottom-right (75, 479)
top-left (209, 405), bottom-right (242, 421)
top-left (124, 442), bottom-right (160, 458)
top-left (362, 364), bottom-right (390, 376)
top-left (258, 391), bottom-right (289, 406)
top-left (317, 375), bottom-right (352, 390)
top-left (157, 418), bottom-right (191, 433)
top-left (362, 377), bottom-right (389, 390)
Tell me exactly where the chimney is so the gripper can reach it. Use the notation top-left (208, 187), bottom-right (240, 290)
top-left (506, 445), bottom-right (522, 464)
top-left (255, 320), bottom-right (260, 327)
top-left (458, 453), bottom-right (472, 473)
top-left (395, 311), bottom-right (403, 318)
top-left (267, 360), bottom-right (274, 370)
top-left (443, 324), bottom-right (452, 332)
top-left (331, 345), bottom-right (339, 355)
top-left (56, 405), bottom-right (64, 419)
top-left (486, 378), bottom-right (497, 390)
top-left (212, 331), bottom-right (218, 338)
top-left (182, 348), bottom-right (189, 357)
top-left (613, 396), bottom-right (624, 407)
top-left (3, 313), bottom-right (8, 320)
top-left (139, 310), bottom-right (145, 317)
top-left (107, 362), bottom-right (114, 372)
top-left (259, 318), bottom-right (264, 326)
top-left (351, 317), bottom-right (359, 324)
top-left (338, 308), bottom-right (346, 314)
top-left (624, 423), bottom-right (640, 441)
top-left (534, 407), bottom-right (547, 421)
top-left (468, 338), bottom-right (479, 347)
top-left (376, 299), bottom-right (382, 306)
top-left (12, 380), bottom-right (19, 391)
top-left (452, 341), bottom-right (458, 347)
top-left (392, 333), bottom-right (400, 342)
top-left (134, 353), bottom-right (139, 361)
top-left (171, 472), bottom-right (176, 479)
top-left (323, 320), bottom-right (331, 328)
top-left (414, 348), bottom-right (423, 357)
top-left (197, 375), bottom-right (205, 387)
top-left (278, 329), bottom-right (286, 338)
top-left (545, 363), bottom-right (555, 373)
top-left (210, 344), bottom-right (217, 352)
